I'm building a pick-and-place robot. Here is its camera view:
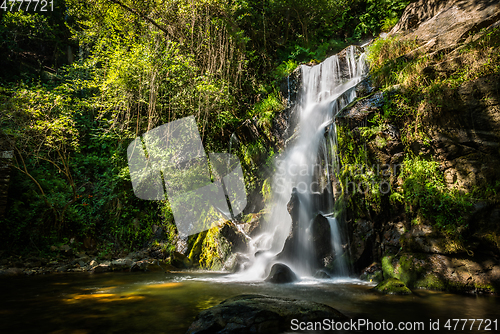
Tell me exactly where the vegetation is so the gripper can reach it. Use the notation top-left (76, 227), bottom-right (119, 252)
top-left (0, 0), bottom-right (410, 257)
top-left (344, 25), bottom-right (500, 235)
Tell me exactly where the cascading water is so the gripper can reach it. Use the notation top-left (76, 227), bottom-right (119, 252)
top-left (239, 46), bottom-right (367, 281)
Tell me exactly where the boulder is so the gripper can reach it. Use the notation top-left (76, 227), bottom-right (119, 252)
top-left (373, 278), bottom-right (412, 295)
top-left (314, 270), bottom-right (331, 279)
top-left (110, 258), bottom-right (133, 271)
top-left (265, 263), bottom-right (298, 283)
top-left (92, 264), bottom-right (110, 273)
top-left (171, 251), bottom-right (193, 269)
top-left (186, 294), bottom-right (348, 334)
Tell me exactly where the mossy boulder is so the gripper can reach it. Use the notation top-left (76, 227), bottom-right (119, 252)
top-left (373, 278), bottom-right (412, 295)
top-left (186, 294), bottom-right (348, 334)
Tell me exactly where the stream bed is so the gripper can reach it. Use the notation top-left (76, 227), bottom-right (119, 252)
top-left (1, 271), bottom-right (500, 333)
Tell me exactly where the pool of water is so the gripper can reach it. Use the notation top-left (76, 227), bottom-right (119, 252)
top-left (1, 271), bottom-right (499, 333)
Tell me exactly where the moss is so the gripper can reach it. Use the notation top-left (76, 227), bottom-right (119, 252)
top-left (415, 274), bottom-right (446, 290)
top-left (373, 278), bottom-right (412, 295)
top-left (188, 230), bottom-right (208, 266)
top-left (381, 255), bottom-right (396, 279)
top-left (199, 223), bottom-right (232, 270)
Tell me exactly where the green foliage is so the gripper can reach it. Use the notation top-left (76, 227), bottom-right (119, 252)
top-left (396, 157), bottom-right (473, 234)
top-left (381, 17), bottom-right (399, 32)
top-left (354, 0), bottom-right (409, 38)
top-left (273, 59), bottom-right (299, 80)
top-left (0, 0), bottom-right (417, 255)
top-left (254, 90), bottom-right (285, 132)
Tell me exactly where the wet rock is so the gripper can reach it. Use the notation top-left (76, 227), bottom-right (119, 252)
top-left (309, 214), bottom-right (333, 269)
top-left (314, 270), bottom-right (331, 279)
top-left (92, 264), bottom-right (110, 273)
top-left (89, 260), bottom-right (97, 267)
top-left (373, 278), bottom-right (412, 295)
top-left (360, 262), bottom-right (383, 283)
top-left (171, 251), bottom-right (192, 269)
top-left (0, 268), bottom-right (23, 277)
top-left (110, 258), bottom-right (133, 271)
top-left (130, 260), bottom-right (150, 272)
top-left (223, 253), bottom-right (250, 273)
top-left (350, 219), bottom-right (375, 271)
top-left (56, 265), bottom-right (68, 272)
top-left (265, 263), bottom-right (298, 284)
top-left (219, 223), bottom-right (247, 253)
top-left (186, 294), bottom-right (348, 334)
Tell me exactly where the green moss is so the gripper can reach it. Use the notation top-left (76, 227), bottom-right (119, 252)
top-left (199, 223), bottom-right (232, 270)
top-left (373, 278), bottom-right (412, 295)
top-left (381, 255), bottom-right (397, 279)
top-left (415, 274), bottom-right (446, 290)
top-left (188, 230), bottom-right (208, 266)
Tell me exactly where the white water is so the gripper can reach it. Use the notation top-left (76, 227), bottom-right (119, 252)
top-left (239, 46), bottom-right (367, 281)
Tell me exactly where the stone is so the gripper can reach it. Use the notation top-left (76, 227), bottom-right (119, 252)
top-left (265, 263), bottom-right (298, 284)
top-left (171, 251), bottom-right (192, 269)
top-left (56, 266), bottom-right (68, 272)
top-left (92, 264), bottom-right (110, 273)
top-left (186, 294), bottom-right (348, 334)
top-left (89, 260), bottom-right (97, 267)
top-left (360, 263), bottom-right (383, 283)
top-left (110, 258), bottom-right (133, 271)
top-left (130, 260), bottom-right (149, 272)
top-left (314, 270), bottom-right (331, 279)
top-left (309, 214), bottom-right (333, 270)
top-left (373, 278), bottom-right (412, 295)
top-left (0, 268), bottom-right (23, 276)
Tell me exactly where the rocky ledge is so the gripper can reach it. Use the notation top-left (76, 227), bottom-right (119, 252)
top-left (186, 294), bottom-right (348, 334)
top-left (0, 246), bottom-right (189, 277)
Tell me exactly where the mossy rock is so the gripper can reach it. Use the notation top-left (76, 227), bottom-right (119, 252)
top-left (373, 278), bottom-right (412, 295)
top-left (360, 270), bottom-right (384, 283)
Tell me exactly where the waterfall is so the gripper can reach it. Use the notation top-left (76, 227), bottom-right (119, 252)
top-left (239, 46), bottom-right (367, 281)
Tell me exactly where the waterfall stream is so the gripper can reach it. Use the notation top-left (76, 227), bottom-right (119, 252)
top-left (239, 46), bottom-right (367, 281)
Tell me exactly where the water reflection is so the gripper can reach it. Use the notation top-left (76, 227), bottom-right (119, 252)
top-left (0, 272), bottom-right (499, 333)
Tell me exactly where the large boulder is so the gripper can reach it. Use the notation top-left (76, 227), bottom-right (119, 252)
top-left (186, 294), bottom-right (348, 334)
top-left (265, 263), bottom-right (298, 284)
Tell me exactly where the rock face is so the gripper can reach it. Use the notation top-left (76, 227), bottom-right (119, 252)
top-left (309, 214), bottom-right (333, 269)
top-left (337, 0), bottom-right (500, 293)
top-left (265, 263), bottom-right (298, 283)
top-left (277, 192), bottom-right (337, 272)
top-left (390, 0), bottom-right (500, 52)
top-left (186, 294), bottom-right (348, 334)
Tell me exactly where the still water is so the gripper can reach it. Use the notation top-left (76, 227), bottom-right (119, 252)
top-left (1, 271), bottom-right (499, 333)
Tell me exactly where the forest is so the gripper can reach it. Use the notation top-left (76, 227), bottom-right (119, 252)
top-left (0, 0), bottom-right (410, 256)
top-left (2, 0), bottom-right (500, 332)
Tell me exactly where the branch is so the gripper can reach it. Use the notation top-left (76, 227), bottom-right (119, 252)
top-left (107, 0), bottom-right (172, 39)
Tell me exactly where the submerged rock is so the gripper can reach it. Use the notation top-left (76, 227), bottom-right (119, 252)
top-left (186, 294), bottom-right (348, 334)
top-left (314, 270), bottom-right (331, 279)
top-left (373, 278), bottom-right (412, 295)
top-left (265, 263), bottom-right (298, 283)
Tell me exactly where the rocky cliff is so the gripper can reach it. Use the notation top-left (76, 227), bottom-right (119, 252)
top-left (338, 0), bottom-right (500, 292)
